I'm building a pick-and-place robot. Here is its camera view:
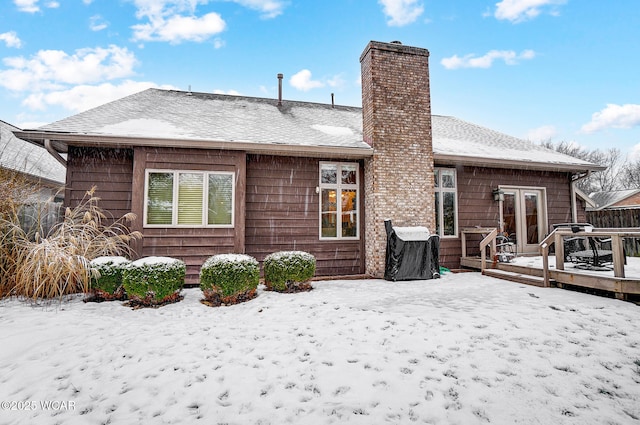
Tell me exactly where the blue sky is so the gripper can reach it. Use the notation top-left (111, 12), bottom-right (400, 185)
top-left (1, 0), bottom-right (639, 156)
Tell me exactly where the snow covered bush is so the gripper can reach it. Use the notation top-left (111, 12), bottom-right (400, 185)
top-left (87, 256), bottom-right (130, 301)
top-left (200, 254), bottom-right (259, 306)
top-left (264, 251), bottom-right (315, 292)
top-left (122, 257), bottom-right (185, 306)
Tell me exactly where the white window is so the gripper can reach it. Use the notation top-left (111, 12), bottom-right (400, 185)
top-left (434, 168), bottom-right (458, 237)
top-left (144, 170), bottom-right (234, 227)
top-left (319, 162), bottom-right (359, 239)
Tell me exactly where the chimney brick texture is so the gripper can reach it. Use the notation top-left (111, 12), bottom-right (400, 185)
top-left (360, 41), bottom-right (435, 278)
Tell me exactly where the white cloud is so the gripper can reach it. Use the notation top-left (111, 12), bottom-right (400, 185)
top-left (494, 0), bottom-right (566, 23)
top-left (132, 11), bottom-right (225, 44)
top-left (441, 49), bottom-right (535, 69)
top-left (213, 38), bottom-right (225, 49)
top-left (14, 0), bottom-right (40, 12)
top-left (628, 144), bottom-right (640, 162)
top-left (0, 45), bottom-right (137, 92)
top-left (213, 89), bottom-right (241, 95)
top-left (22, 80), bottom-right (177, 112)
top-left (526, 125), bottom-right (557, 142)
top-left (581, 104), bottom-right (640, 133)
top-left (327, 74), bottom-right (345, 89)
top-left (129, 0), bottom-right (285, 44)
top-left (379, 0), bottom-right (424, 26)
top-left (13, 0), bottom-right (59, 12)
top-left (289, 69), bottom-right (324, 92)
top-left (0, 32), bottom-right (22, 48)
top-left (231, 0), bottom-right (287, 19)
top-left (89, 15), bottom-right (109, 31)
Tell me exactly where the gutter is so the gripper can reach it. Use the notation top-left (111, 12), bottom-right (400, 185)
top-left (17, 131), bottom-right (375, 160)
top-left (570, 171), bottom-right (591, 222)
top-left (45, 138), bottom-right (67, 167)
top-left (434, 153), bottom-right (606, 173)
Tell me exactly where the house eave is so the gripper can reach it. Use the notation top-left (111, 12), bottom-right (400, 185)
top-left (434, 153), bottom-right (606, 173)
top-left (14, 131), bottom-right (374, 159)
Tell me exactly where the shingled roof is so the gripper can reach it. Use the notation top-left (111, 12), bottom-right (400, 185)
top-left (1, 120), bottom-right (65, 185)
top-left (587, 189), bottom-right (640, 211)
top-left (17, 88), bottom-right (602, 172)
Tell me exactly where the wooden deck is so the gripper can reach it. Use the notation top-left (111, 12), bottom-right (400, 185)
top-left (460, 227), bottom-right (640, 301)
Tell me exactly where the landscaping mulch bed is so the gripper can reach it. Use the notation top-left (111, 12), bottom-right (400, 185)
top-left (264, 282), bottom-right (313, 293)
top-left (201, 288), bottom-right (257, 307)
top-left (124, 291), bottom-right (184, 309)
top-left (84, 287), bottom-right (127, 303)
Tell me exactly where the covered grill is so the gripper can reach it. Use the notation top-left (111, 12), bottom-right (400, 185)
top-left (384, 220), bottom-right (440, 281)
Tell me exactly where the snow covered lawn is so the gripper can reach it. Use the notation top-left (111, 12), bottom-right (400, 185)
top-left (1, 272), bottom-right (639, 425)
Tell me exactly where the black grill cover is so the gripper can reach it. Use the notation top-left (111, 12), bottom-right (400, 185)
top-left (384, 220), bottom-right (440, 281)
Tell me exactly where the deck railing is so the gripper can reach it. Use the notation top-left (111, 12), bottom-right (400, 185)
top-left (460, 227), bottom-right (497, 271)
top-left (539, 227), bottom-right (640, 287)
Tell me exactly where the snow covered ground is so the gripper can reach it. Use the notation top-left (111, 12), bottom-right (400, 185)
top-left (1, 272), bottom-right (639, 425)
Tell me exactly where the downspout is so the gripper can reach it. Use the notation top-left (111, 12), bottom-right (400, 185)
top-left (570, 171), bottom-right (590, 222)
top-left (44, 139), bottom-right (67, 167)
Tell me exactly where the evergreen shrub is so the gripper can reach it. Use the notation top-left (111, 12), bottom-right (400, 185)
top-left (264, 250), bottom-right (315, 292)
top-left (90, 256), bottom-right (130, 294)
top-left (122, 256), bottom-right (185, 305)
top-left (200, 254), bottom-right (259, 306)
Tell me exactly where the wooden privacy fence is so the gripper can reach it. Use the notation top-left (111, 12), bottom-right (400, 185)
top-left (17, 201), bottom-right (64, 237)
top-left (587, 208), bottom-right (640, 257)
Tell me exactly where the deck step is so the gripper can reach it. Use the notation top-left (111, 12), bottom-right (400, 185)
top-left (482, 268), bottom-right (550, 287)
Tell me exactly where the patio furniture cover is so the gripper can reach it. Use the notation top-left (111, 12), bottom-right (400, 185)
top-left (384, 220), bottom-right (440, 281)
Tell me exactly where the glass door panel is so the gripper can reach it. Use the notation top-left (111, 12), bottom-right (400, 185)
top-left (524, 192), bottom-right (540, 245)
top-left (501, 188), bottom-right (546, 254)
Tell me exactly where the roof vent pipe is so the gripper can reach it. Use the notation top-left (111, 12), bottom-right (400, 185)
top-left (331, 93), bottom-right (335, 108)
top-left (277, 73), bottom-right (283, 107)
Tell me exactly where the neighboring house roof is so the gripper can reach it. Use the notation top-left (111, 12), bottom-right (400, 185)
top-left (587, 189), bottom-right (640, 211)
top-left (0, 119), bottom-right (66, 186)
top-left (574, 187), bottom-right (597, 210)
top-left (16, 88), bottom-right (603, 172)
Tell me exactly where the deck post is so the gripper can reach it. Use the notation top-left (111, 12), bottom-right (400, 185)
top-left (541, 243), bottom-right (549, 287)
top-left (554, 232), bottom-right (565, 271)
top-left (611, 234), bottom-right (625, 278)
top-left (461, 232), bottom-right (467, 259)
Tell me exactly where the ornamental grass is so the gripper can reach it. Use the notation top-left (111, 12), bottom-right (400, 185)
top-left (0, 186), bottom-right (142, 300)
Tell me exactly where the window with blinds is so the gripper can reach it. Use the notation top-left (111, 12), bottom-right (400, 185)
top-left (144, 170), bottom-right (234, 227)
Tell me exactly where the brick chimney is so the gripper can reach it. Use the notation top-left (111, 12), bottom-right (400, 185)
top-left (360, 41), bottom-right (435, 278)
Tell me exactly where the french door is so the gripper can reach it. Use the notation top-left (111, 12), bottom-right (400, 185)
top-left (500, 187), bottom-right (547, 254)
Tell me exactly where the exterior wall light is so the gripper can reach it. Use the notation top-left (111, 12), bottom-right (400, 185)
top-left (492, 188), bottom-right (505, 202)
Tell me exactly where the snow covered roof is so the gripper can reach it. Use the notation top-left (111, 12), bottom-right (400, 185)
top-left (17, 88), bottom-right (602, 172)
top-left (431, 116), bottom-right (601, 171)
top-left (0, 119), bottom-right (65, 185)
top-left (587, 189), bottom-right (640, 211)
top-left (26, 89), bottom-right (369, 159)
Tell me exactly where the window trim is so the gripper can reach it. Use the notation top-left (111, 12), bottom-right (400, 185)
top-left (143, 169), bottom-right (235, 228)
top-left (434, 167), bottom-right (458, 238)
top-left (318, 162), bottom-right (360, 241)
